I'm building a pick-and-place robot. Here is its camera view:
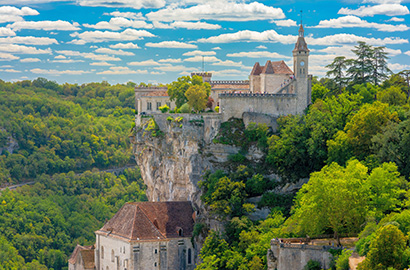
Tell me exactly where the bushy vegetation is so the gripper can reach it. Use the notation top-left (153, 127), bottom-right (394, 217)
top-left (0, 78), bottom-right (136, 186)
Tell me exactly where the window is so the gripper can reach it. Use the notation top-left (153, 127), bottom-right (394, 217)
top-left (154, 262), bottom-right (157, 267)
top-left (188, 248), bottom-right (192, 265)
top-left (178, 228), bottom-right (183, 237)
top-left (166, 102), bottom-right (171, 108)
top-left (101, 246), bottom-right (104, 259)
top-left (156, 102), bottom-right (161, 110)
top-left (154, 249), bottom-right (158, 254)
top-left (111, 249), bottom-right (114, 262)
top-left (147, 102), bottom-right (152, 111)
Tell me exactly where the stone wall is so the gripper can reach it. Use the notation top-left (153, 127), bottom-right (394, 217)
top-left (219, 93), bottom-right (298, 122)
top-left (267, 240), bottom-right (338, 270)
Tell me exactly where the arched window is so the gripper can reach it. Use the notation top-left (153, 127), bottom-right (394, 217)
top-left (188, 248), bottom-right (192, 265)
top-left (101, 246), bottom-right (104, 259)
top-left (111, 249), bottom-right (115, 262)
top-left (178, 228), bottom-right (183, 237)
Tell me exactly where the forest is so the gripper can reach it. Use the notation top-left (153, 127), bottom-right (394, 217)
top-left (195, 43), bottom-right (410, 270)
top-left (0, 79), bottom-right (147, 269)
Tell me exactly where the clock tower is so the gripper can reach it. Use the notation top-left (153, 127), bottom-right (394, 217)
top-left (293, 23), bottom-right (311, 112)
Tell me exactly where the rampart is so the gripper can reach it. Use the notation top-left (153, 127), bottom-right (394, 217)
top-left (211, 80), bottom-right (249, 85)
top-left (267, 239), bottom-right (340, 270)
top-left (219, 93), bottom-right (297, 122)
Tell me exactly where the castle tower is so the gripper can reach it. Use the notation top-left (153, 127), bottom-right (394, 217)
top-left (293, 24), bottom-right (311, 112)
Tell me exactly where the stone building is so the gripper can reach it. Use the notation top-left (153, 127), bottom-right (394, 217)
top-left (93, 201), bottom-right (195, 270)
top-left (68, 245), bottom-right (95, 270)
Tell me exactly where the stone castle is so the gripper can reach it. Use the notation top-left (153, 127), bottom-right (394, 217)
top-left (69, 24), bottom-right (313, 270)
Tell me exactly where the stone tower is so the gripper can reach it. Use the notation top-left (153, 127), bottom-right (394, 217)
top-left (293, 24), bottom-right (311, 113)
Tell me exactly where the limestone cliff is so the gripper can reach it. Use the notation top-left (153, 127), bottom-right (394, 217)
top-left (131, 113), bottom-right (243, 209)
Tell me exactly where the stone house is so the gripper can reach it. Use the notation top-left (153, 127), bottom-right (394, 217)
top-left (93, 201), bottom-right (196, 270)
top-left (68, 245), bottom-right (95, 270)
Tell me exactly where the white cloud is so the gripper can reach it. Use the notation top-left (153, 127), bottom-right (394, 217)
top-left (147, 2), bottom-right (285, 22)
top-left (256, 45), bottom-right (267, 49)
top-left (386, 17), bottom-right (405, 22)
top-left (8, 20), bottom-right (81, 31)
top-left (76, 0), bottom-right (165, 9)
top-left (314, 15), bottom-right (409, 32)
top-left (306, 33), bottom-right (408, 46)
top-left (170, 21), bottom-right (221, 30)
top-left (150, 71), bottom-right (165, 75)
top-left (0, 6), bottom-right (38, 23)
top-left (212, 47), bottom-right (221, 50)
top-left (55, 50), bottom-right (121, 61)
top-left (226, 51), bottom-right (290, 58)
top-left (208, 69), bottom-right (248, 77)
top-left (95, 48), bottom-right (135, 56)
top-left (51, 59), bottom-right (85, 63)
top-left (20, 58), bottom-right (41, 62)
top-left (388, 63), bottom-right (410, 71)
top-left (128, 59), bottom-right (161, 66)
top-left (0, 36), bottom-right (58, 45)
top-left (70, 29), bottom-right (155, 44)
top-left (30, 68), bottom-right (91, 75)
top-left (145, 41), bottom-right (197, 48)
top-left (83, 17), bottom-right (153, 30)
top-left (97, 66), bottom-right (146, 75)
top-left (211, 60), bottom-right (243, 66)
top-left (158, 58), bottom-right (182, 63)
top-left (338, 4), bottom-right (409, 17)
top-left (54, 55), bottom-right (66, 59)
top-left (405, 51), bottom-right (410, 56)
top-left (0, 44), bottom-right (52, 54)
top-left (184, 56), bottom-right (220, 62)
top-left (272, 19), bottom-right (297, 27)
top-left (154, 65), bottom-right (189, 72)
top-left (90, 61), bottom-right (113, 66)
top-left (109, 42), bottom-right (140, 49)
top-left (198, 29), bottom-right (295, 44)
top-left (104, 11), bottom-right (144, 20)
top-left (0, 27), bottom-right (16, 36)
top-left (384, 48), bottom-right (402, 56)
top-left (0, 68), bottom-right (20, 73)
top-left (183, 50), bottom-right (216, 56)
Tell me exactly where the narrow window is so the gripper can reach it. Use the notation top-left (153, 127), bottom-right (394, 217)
top-left (156, 102), bottom-right (161, 110)
top-left (101, 246), bottom-right (104, 259)
top-left (111, 249), bottom-right (114, 262)
top-left (188, 248), bottom-right (192, 265)
top-left (154, 262), bottom-right (157, 267)
top-left (147, 102), bottom-right (152, 111)
top-left (154, 249), bottom-right (158, 254)
top-left (166, 102), bottom-right (171, 108)
top-left (178, 228), bottom-right (183, 237)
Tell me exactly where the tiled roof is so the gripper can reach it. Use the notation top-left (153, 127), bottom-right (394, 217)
top-left (251, 60), bottom-right (293, 75)
top-left (96, 201), bottom-right (195, 241)
top-left (68, 245), bottom-right (94, 267)
top-left (143, 91), bottom-right (169, 97)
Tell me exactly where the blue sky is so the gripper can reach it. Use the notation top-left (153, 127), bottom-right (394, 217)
top-left (0, 0), bottom-right (409, 85)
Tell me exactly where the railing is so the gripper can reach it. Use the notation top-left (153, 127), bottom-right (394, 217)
top-left (219, 92), bottom-right (296, 98)
top-left (211, 80), bottom-right (249, 85)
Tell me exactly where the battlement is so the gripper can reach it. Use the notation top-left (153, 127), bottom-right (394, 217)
top-left (135, 86), bottom-right (167, 90)
top-left (219, 92), bottom-right (296, 98)
top-left (211, 80), bottom-right (249, 85)
top-left (191, 72), bottom-right (212, 77)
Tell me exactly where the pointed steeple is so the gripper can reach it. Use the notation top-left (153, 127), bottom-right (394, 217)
top-left (293, 23), bottom-right (309, 52)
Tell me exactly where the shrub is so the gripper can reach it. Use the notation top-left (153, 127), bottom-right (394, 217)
top-left (159, 104), bottom-right (169, 113)
top-left (166, 116), bottom-right (174, 122)
top-left (180, 103), bottom-right (191, 113)
top-left (304, 260), bottom-right (321, 270)
top-left (215, 106), bottom-right (219, 113)
top-left (228, 153), bottom-right (247, 163)
top-left (335, 249), bottom-right (353, 270)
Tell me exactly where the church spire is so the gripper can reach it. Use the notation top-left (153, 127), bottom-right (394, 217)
top-left (293, 22), bottom-right (308, 52)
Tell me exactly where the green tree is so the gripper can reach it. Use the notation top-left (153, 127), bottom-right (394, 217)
top-left (326, 56), bottom-right (347, 93)
top-left (347, 42), bottom-right (374, 85)
top-left (377, 86), bottom-right (407, 106)
top-left (398, 70), bottom-right (410, 99)
top-left (311, 84), bottom-right (330, 103)
top-left (357, 225), bottom-right (407, 270)
top-left (167, 75), bottom-right (211, 107)
top-left (291, 160), bottom-right (369, 243)
top-left (185, 84), bottom-right (209, 112)
top-left (371, 46), bottom-right (391, 86)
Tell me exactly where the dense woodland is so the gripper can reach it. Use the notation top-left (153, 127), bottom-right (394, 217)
top-left (0, 42), bottom-right (410, 269)
top-left (0, 79), bottom-right (147, 269)
top-left (196, 43), bottom-right (410, 270)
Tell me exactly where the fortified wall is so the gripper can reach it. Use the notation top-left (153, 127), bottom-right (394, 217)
top-left (267, 239), bottom-right (338, 270)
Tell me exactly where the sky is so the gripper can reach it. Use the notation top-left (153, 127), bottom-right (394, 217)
top-left (0, 0), bottom-right (409, 85)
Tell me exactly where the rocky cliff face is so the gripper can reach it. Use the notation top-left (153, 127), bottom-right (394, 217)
top-left (131, 113), bottom-right (242, 210)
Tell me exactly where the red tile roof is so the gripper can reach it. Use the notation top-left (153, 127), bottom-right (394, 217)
top-left (96, 201), bottom-right (195, 241)
top-left (68, 244), bottom-right (95, 268)
top-left (251, 60), bottom-right (293, 75)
